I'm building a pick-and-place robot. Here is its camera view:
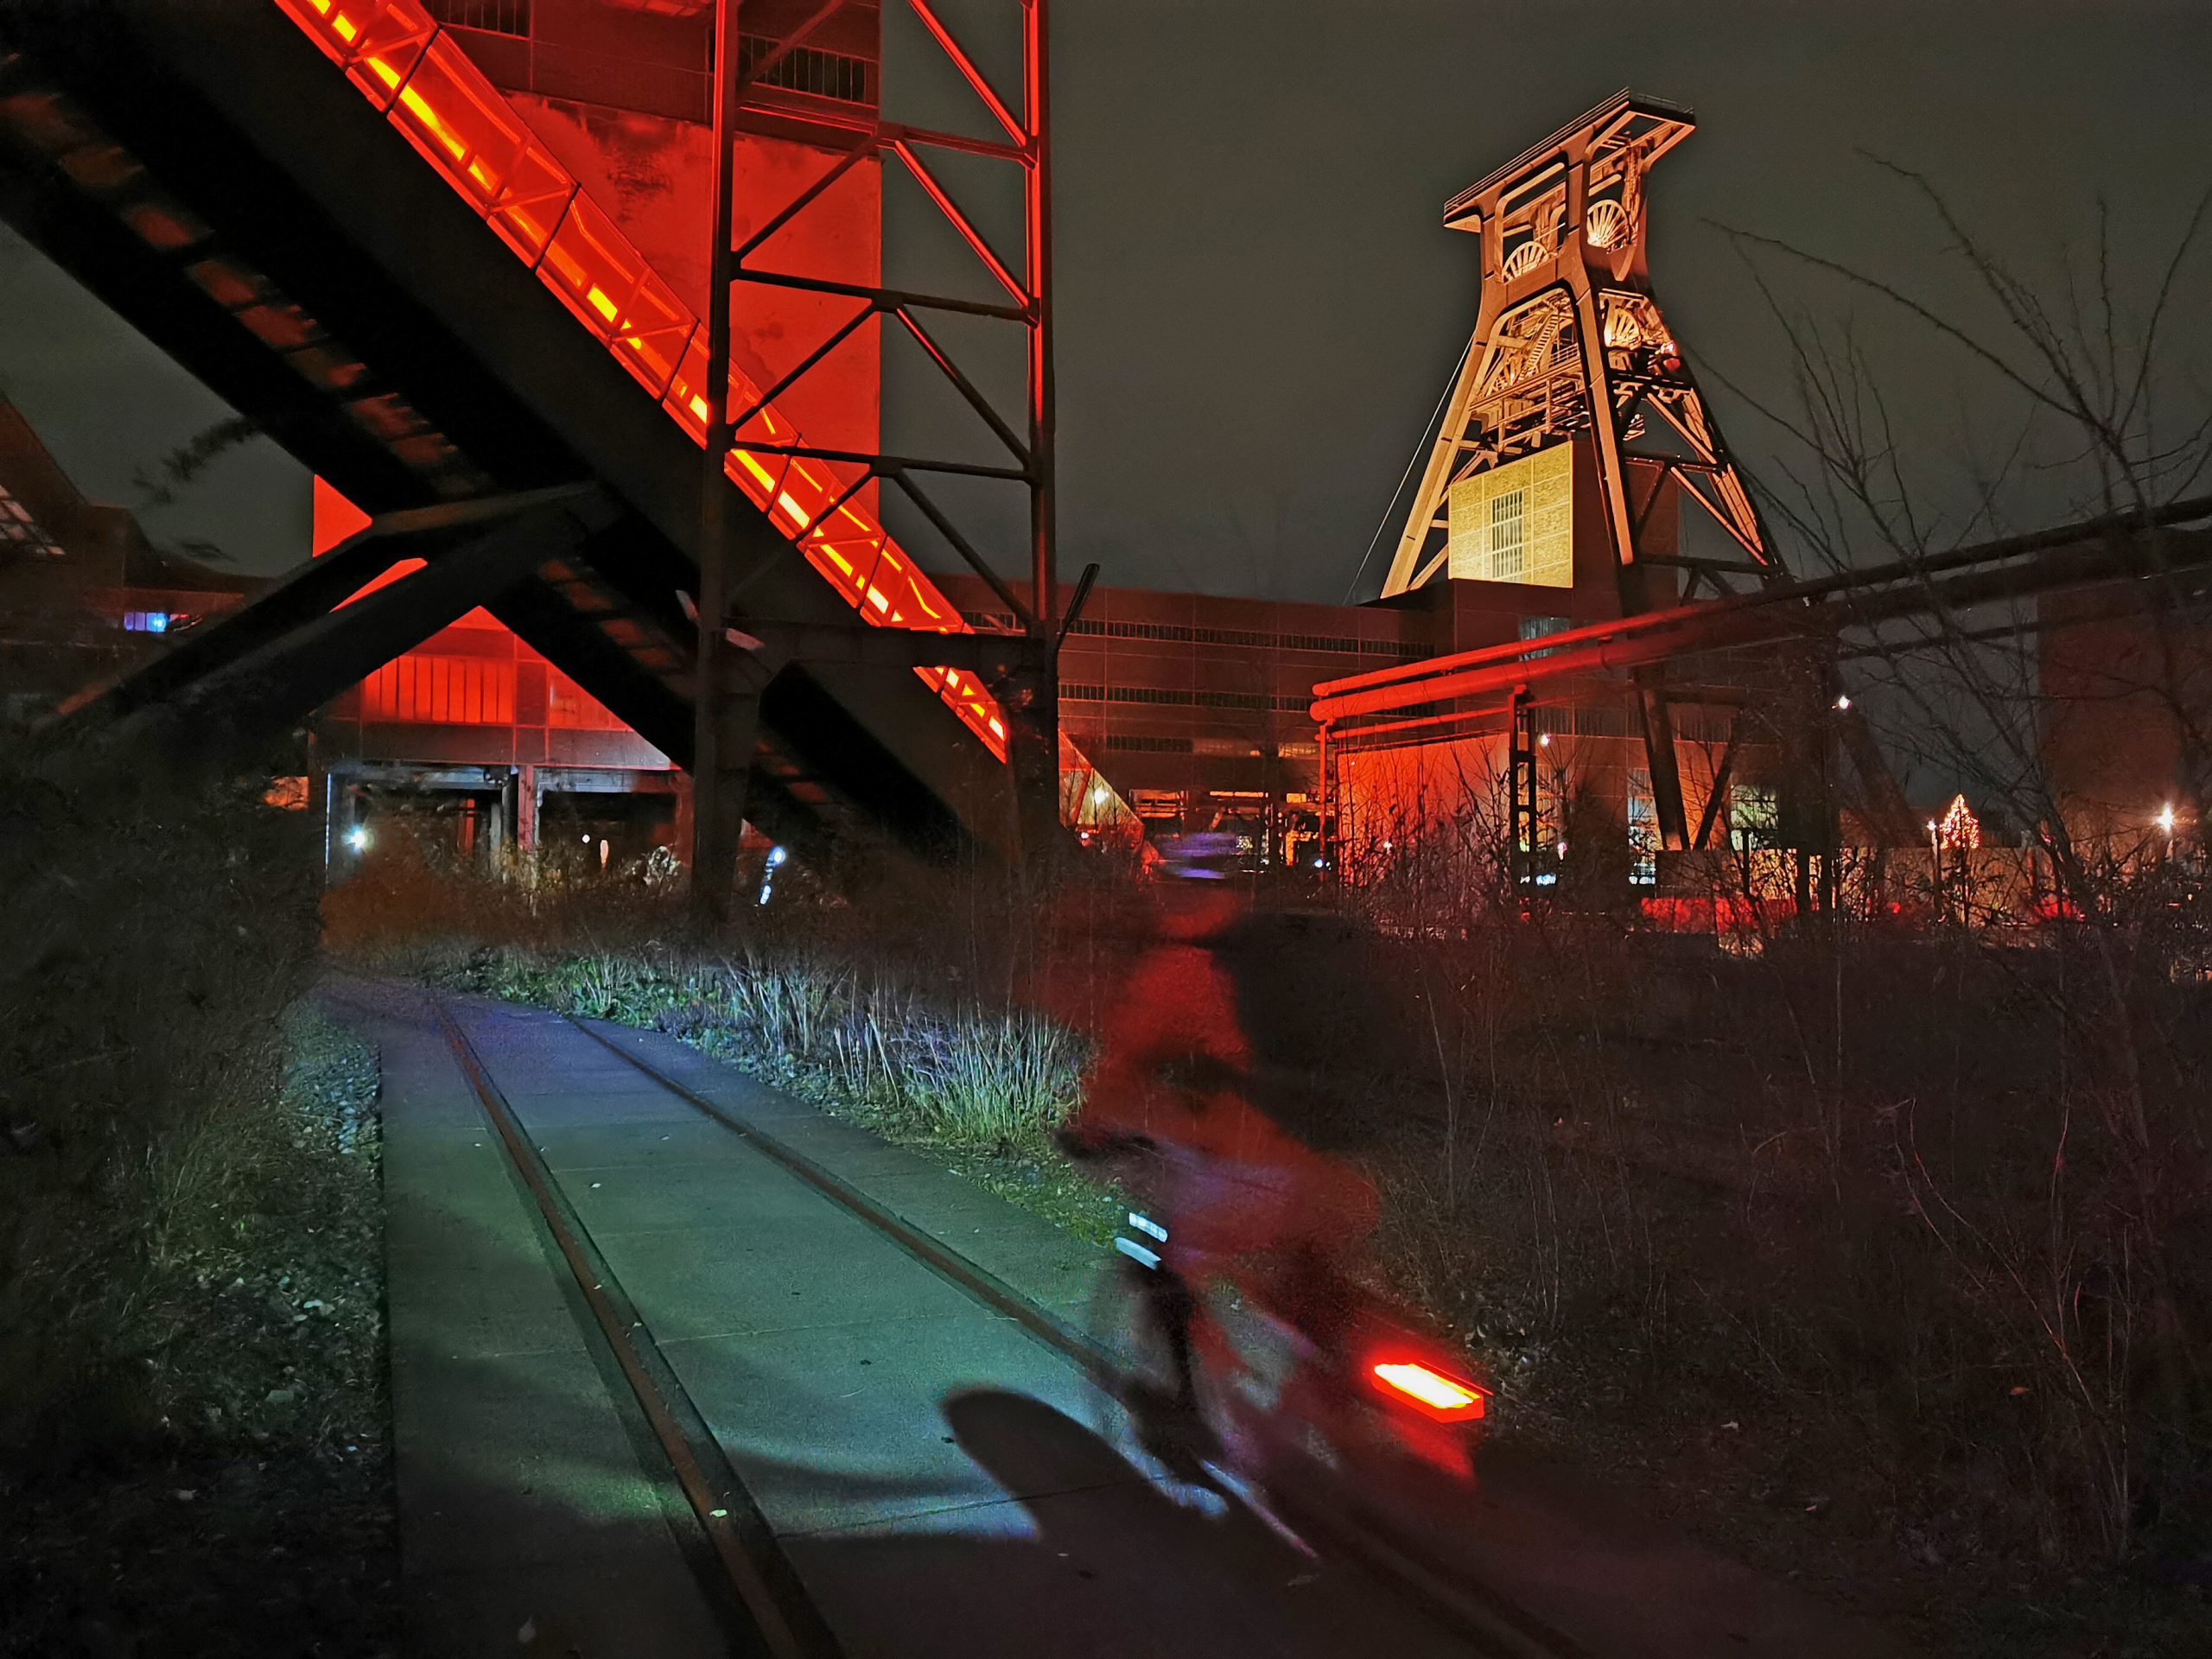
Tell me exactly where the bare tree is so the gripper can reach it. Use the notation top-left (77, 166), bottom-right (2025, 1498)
top-left (1710, 163), bottom-right (2212, 1561)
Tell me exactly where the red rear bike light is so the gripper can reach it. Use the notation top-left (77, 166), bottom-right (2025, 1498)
top-left (1370, 1360), bottom-right (1488, 1421)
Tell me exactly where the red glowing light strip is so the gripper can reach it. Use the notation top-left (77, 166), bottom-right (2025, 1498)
top-left (1371, 1361), bottom-right (1487, 1419)
top-left (271, 0), bottom-right (1015, 760)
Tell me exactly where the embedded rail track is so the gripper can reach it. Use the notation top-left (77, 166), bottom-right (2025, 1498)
top-left (428, 992), bottom-right (1586, 1659)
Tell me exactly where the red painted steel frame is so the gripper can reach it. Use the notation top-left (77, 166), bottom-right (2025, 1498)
top-left (268, 0), bottom-right (1066, 774)
top-left (729, 0), bottom-right (1061, 689)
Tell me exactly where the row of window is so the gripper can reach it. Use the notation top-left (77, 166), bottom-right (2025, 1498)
top-left (1089, 731), bottom-right (1321, 760)
top-left (1060, 683), bottom-right (1313, 714)
top-left (735, 35), bottom-right (875, 105)
top-left (960, 610), bottom-right (1430, 659)
top-left (1519, 702), bottom-right (1734, 745)
top-left (428, 0), bottom-right (529, 38)
top-left (1067, 617), bottom-right (1427, 658)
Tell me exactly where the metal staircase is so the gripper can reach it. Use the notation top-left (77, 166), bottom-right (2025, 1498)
top-left (0, 0), bottom-right (1021, 863)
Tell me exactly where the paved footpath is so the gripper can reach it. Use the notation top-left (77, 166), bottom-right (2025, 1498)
top-left (327, 976), bottom-right (1918, 1659)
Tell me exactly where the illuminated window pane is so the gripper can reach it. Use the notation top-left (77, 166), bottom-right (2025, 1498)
top-left (1518, 613), bottom-right (1571, 658)
top-left (1729, 785), bottom-right (1780, 852)
top-left (1627, 767), bottom-right (1658, 886)
top-left (1489, 489), bottom-right (1526, 581)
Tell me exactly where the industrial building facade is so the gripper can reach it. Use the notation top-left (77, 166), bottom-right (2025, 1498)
top-left (0, 398), bottom-right (255, 731)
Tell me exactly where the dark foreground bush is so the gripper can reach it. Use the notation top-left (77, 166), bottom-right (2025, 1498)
top-left (0, 758), bottom-right (392, 1654)
top-left (0, 762), bottom-right (321, 1447)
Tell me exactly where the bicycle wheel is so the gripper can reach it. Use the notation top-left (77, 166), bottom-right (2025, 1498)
top-left (1084, 1252), bottom-right (1217, 1474)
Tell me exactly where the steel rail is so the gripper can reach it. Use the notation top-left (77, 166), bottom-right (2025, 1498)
top-left (558, 1011), bottom-right (1594, 1659)
top-left (1314, 493), bottom-right (2212, 715)
top-left (428, 995), bottom-right (845, 1659)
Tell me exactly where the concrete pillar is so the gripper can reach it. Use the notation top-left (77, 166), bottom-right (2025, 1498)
top-left (517, 763), bottom-right (540, 852)
top-left (670, 772), bottom-right (696, 868)
top-left (691, 690), bottom-right (759, 912)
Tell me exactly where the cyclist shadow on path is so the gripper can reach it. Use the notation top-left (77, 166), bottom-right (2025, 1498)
top-left (773, 1386), bottom-right (1476, 1659)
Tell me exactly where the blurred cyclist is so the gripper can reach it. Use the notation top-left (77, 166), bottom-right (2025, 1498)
top-left (1058, 834), bottom-right (1377, 1408)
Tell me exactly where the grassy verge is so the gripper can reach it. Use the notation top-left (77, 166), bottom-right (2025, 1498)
top-left (429, 940), bottom-right (1119, 1243)
top-left (1, 998), bottom-right (393, 1657)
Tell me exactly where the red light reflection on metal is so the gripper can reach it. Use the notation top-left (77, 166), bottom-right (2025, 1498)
top-left (272, 0), bottom-right (1013, 759)
top-left (334, 554), bottom-right (425, 607)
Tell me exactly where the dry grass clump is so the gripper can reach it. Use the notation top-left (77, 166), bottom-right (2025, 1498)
top-left (328, 847), bottom-right (1090, 1162)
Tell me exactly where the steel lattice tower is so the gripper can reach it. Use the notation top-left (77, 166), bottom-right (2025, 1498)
top-left (1378, 91), bottom-right (1782, 848)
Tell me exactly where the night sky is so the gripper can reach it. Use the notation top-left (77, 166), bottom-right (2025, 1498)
top-left (0, 0), bottom-right (2204, 600)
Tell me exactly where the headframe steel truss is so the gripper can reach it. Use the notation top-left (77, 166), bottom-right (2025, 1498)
top-left (1378, 91), bottom-right (1785, 851)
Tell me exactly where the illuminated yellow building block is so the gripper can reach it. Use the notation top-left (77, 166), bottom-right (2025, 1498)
top-left (1447, 443), bottom-right (1573, 587)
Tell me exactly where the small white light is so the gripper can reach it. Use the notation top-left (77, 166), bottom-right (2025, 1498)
top-left (1114, 1236), bottom-right (1162, 1270)
top-left (345, 825), bottom-right (370, 853)
top-left (766, 845), bottom-right (788, 868)
top-left (1382, 839), bottom-right (1392, 851)
top-left (1557, 841), bottom-right (1568, 855)
top-left (1091, 785), bottom-right (1109, 806)
top-left (1538, 733), bottom-right (1551, 747)
top-left (581, 833), bottom-right (590, 843)
top-left (2157, 804), bottom-right (2177, 834)
top-left (1834, 694), bottom-right (1852, 711)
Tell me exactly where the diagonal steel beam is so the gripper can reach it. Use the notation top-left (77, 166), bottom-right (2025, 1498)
top-left (904, 0), bottom-right (1028, 147)
top-left (87, 493), bottom-right (613, 781)
top-left (889, 138), bottom-right (1029, 307)
top-left (48, 484), bottom-right (598, 733)
top-left (892, 305), bottom-right (1033, 468)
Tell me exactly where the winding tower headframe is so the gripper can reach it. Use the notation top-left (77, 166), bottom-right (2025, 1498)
top-left (1379, 92), bottom-right (1776, 604)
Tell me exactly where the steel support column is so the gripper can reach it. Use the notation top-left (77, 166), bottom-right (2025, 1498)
top-left (1637, 683), bottom-right (1692, 850)
top-left (1009, 0), bottom-right (1060, 860)
top-left (691, 0), bottom-right (749, 914)
top-left (726, 0), bottom-right (1064, 864)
